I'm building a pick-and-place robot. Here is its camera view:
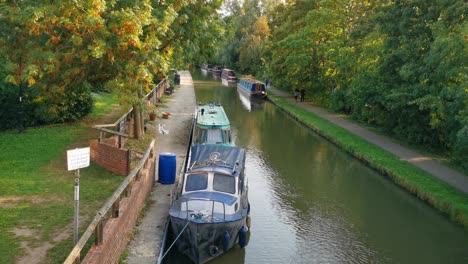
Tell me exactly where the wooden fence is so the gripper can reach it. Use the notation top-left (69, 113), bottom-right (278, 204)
top-left (64, 78), bottom-right (170, 263)
top-left (92, 78), bottom-right (169, 146)
top-left (64, 139), bottom-right (155, 264)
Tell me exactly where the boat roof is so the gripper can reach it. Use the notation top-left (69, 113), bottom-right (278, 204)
top-left (197, 103), bottom-right (230, 128)
top-left (181, 191), bottom-right (237, 206)
top-left (239, 78), bottom-right (260, 84)
top-left (189, 144), bottom-right (245, 176)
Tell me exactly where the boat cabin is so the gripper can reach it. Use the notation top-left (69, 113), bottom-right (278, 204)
top-left (193, 103), bottom-right (233, 145)
top-left (237, 78), bottom-right (267, 99)
top-left (221, 69), bottom-right (237, 82)
top-left (180, 144), bottom-right (247, 218)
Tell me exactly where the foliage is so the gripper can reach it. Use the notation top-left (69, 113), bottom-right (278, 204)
top-left (246, 0), bottom-right (467, 167)
top-left (0, 0), bottom-right (224, 133)
top-left (217, 0), bottom-right (272, 74)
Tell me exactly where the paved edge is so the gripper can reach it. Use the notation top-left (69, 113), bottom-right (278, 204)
top-left (126, 71), bottom-right (196, 264)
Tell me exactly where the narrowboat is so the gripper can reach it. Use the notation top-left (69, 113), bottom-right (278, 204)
top-left (221, 69), bottom-right (237, 86)
top-left (201, 63), bottom-right (214, 72)
top-left (212, 66), bottom-right (222, 77)
top-left (237, 77), bottom-right (267, 99)
top-left (193, 102), bottom-right (233, 146)
top-left (169, 144), bottom-right (250, 264)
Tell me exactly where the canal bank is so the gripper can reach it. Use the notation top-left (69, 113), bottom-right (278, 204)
top-left (265, 87), bottom-right (468, 229)
top-left (125, 70), bottom-right (196, 264)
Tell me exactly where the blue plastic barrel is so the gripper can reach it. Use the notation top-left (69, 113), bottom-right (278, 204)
top-left (158, 153), bottom-right (176, 184)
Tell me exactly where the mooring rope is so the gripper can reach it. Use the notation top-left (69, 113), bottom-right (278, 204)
top-left (159, 220), bottom-right (191, 261)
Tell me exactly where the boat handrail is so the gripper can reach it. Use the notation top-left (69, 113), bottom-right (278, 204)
top-left (182, 197), bottom-right (226, 222)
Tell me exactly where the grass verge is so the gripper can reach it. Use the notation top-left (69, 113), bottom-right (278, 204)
top-left (0, 92), bottom-right (124, 263)
top-left (268, 94), bottom-right (468, 229)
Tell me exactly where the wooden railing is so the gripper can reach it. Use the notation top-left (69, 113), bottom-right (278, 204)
top-left (64, 139), bottom-right (155, 264)
top-left (92, 78), bottom-right (169, 146)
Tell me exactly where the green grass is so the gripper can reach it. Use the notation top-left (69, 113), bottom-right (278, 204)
top-left (269, 95), bottom-right (468, 229)
top-left (0, 92), bottom-right (124, 263)
top-left (89, 91), bottom-right (121, 118)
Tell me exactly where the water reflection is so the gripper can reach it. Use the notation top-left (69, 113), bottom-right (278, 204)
top-left (236, 89), bottom-right (265, 113)
top-left (167, 70), bottom-right (468, 264)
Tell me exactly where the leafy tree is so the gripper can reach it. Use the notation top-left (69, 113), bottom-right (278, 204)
top-left (218, 0), bottom-right (272, 73)
top-left (0, 0), bottom-right (224, 136)
top-left (267, 0), bottom-right (317, 91)
top-left (374, 0), bottom-right (467, 149)
top-left (239, 16), bottom-right (270, 74)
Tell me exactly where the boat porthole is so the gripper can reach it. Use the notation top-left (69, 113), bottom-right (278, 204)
top-left (209, 245), bottom-right (219, 257)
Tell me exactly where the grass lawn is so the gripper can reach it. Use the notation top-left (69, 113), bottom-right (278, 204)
top-left (269, 94), bottom-right (468, 229)
top-left (0, 92), bottom-right (124, 263)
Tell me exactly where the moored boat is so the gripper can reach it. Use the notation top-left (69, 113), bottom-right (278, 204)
top-left (221, 69), bottom-right (237, 86)
top-left (237, 88), bottom-right (265, 112)
top-left (193, 102), bottom-right (233, 146)
top-left (237, 77), bottom-right (267, 99)
top-left (201, 63), bottom-right (214, 72)
top-left (212, 66), bottom-right (222, 77)
top-left (169, 144), bottom-right (250, 264)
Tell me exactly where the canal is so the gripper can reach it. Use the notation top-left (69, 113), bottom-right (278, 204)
top-left (167, 70), bottom-right (468, 264)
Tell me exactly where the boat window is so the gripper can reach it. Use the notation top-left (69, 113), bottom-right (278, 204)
top-left (193, 128), bottom-right (203, 144)
top-left (213, 174), bottom-right (235, 194)
top-left (206, 129), bottom-right (223, 144)
top-left (223, 130), bottom-right (231, 144)
top-left (185, 173), bottom-right (208, 192)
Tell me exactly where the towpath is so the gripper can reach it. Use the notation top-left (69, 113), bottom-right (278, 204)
top-left (267, 86), bottom-right (468, 194)
top-left (126, 71), bottom-right (196, 264)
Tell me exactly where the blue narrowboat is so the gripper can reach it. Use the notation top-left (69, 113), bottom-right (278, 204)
top-left (237, 78), bottom-right (267, 99)
top-left (169, 144), bottom-right (250, 264)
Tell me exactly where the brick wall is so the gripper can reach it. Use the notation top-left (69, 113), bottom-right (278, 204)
top-left (82, 161), bottom-right (155, 264)
top-left (89, 140), bottom-right (129, 176)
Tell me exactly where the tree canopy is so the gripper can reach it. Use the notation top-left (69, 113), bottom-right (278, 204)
top-left (217, 0), bottom-right (467, 169)
top-left (1, 0), bottom-right (467, 167)
top-left (0, 0), bottom-right (223, 133)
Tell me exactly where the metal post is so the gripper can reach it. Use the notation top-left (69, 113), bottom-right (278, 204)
top-left (74, 169), bottom-right (80, 245)
top-left (18, 83), bottom-right (24, 134)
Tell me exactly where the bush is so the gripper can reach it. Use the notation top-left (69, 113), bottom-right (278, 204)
top-left (0, 82), bottom-right (94, 131)
top-left (0, 84), bottom-right (21, 130)
top-left (453, 125), bottom-right (468, 170)
top-left (53, 82), bottom-right (94, 122)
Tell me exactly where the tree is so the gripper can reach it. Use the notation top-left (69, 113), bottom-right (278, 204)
top-left (239, 16), bottom-right (270, 74)
top-left (0, 0), bottom-right (224, 137)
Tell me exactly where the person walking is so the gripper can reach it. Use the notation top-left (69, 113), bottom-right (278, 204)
top-left (300, 88), bottom-right (305, 102)
top-left (294, 88), bottom-right (300, 102)
top-left (265, 78), bottom-right (269, 89)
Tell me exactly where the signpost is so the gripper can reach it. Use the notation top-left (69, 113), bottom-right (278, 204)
top-left (67, 147), bottom-right (90, 245)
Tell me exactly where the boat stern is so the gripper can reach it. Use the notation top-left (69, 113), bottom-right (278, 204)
top-left (169, 217), bottom-right (248, 264)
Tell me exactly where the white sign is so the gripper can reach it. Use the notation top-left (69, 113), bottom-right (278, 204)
top-left (67, 147), bottom-right (90, 171)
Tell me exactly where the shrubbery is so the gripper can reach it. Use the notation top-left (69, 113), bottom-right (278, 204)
top-left (0, 83), bottom-right (93, 131)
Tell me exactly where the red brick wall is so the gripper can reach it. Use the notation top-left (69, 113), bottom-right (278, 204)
top-left (82, 161), bottom-right (155, 264)
top-left (89, 140), bottom-right (129, 176)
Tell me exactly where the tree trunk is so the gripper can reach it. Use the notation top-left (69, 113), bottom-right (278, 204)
top-left (133, 104), bottom-right (143, 139)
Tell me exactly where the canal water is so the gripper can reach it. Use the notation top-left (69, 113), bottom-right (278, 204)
top-left (166, 70), bottom-right (468, 264)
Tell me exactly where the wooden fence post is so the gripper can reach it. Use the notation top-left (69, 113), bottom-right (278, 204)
top-left (95, 220), bottom-right (104, 245)
top-left (112, 198), bottom-right (120, 218)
